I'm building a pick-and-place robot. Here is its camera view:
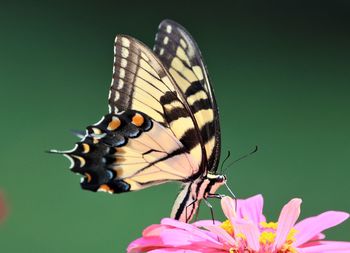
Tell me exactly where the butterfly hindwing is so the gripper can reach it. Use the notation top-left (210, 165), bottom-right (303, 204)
top-left (63, 110), bottom-right (200, 193)
top-left (154, 19), bottom-right (221, 173)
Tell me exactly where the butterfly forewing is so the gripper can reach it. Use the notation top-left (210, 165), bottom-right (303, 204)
top-left (153, 19), bottom-right (221, 173)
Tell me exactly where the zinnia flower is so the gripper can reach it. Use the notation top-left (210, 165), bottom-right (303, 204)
top-left (127, 194), bottom-right (350, 253)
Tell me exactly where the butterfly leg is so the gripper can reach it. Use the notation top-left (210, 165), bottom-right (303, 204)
top-left (185, 198), bottom-right (198, 223)
top-left (203, 198), bottom-right (216, 224)
top-left (194, 199), bottom-right (202, 221)
top-left (208, 193), bottom-right (238, 212)
top-left (207, 193), bottom-right (225, 199)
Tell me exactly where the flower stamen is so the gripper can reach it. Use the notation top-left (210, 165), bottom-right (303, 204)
top-left (221, 219), bottom-right (234, 235)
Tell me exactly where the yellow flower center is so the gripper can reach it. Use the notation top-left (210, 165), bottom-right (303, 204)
top-left (260, 231), bottom-right (276, 244)
top-left (260, 221), bottom-right (278, 230)
top-left (221, 219), bottom-right (234, 235)
top-left (221, 220), bottom-right (298, 252)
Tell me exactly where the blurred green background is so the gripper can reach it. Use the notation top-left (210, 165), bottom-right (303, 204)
top-left (0, 0), bottom-right (349, 252)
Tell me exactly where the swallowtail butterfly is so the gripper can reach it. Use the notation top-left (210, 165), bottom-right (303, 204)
top-left (52, 20), bottom-right (227, 222)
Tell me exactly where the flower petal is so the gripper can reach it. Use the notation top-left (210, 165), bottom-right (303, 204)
top-left (128, 218), bottom-right (226, 253)
top-left (298, 241), bottom-right (350, 253)
top-left (309, 233), bottom-right (325, 241)
top-left (204, 225), bottom-right (236, 246)
top-left (149, 249), bottom-right (226, 253)
top-left (127, 236), bottom-right (165, 253)
top-left (160, 218), bottom-right (222, 245)
top-left (221, 196), bottom-right (236, 220)
top-left (294, 211), bottom-right (349, 247)
top-left (193, 220), bottom-right (222, 227)
top-left (143, 224), bottom-right (171, 237)
top-left (236, 194), bottom-right (266, 224)
top-left (234, 219), bottom-right (260, 251)
top-left (274, 198), bottom-right (302, 249)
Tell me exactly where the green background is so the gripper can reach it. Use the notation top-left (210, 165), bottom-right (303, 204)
top-left (0, 1), bottom-right (349, 252)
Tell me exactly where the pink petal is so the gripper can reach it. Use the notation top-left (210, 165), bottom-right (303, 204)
top-left (221, 196), bottom-right (236, 220)
top-left (204, 225), bottom-right (236, 246)
top-left (148, 250), bottom-right (202, 253)
top-left (193, 220), bottom-right (222, 227)
top-left (128, 218), bottom-right (225, 253)
top-left (143, 224), bottom-right (172, 237)
top-left (294, 211), bottom-right (349, 247)
top-left (160, 218), bottom-right (221, 245)
top-left (236, 194), bottom-right (266, 224)
top-left (298, 241), bottom-right (350, 253)
top-left (128, 227), bottom-right (222, 252)
top-left (274, 198), bottom-right (302, 250)
top-left (149, 249), bottom-right (226, 253)
top-left (234, 219), bottom-right (260, 251)
top-left (309, 233), bottom-right (325, 241)
top-left (159, 228), bottom-right (223, 249)
top-left (127, 236), bottom-right (165, 253)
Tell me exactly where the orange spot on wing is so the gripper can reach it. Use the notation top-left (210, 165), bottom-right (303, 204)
top-left (132, 113), bottom-right (144, 127)
top-left (107, 117), bottom-right (121, 131)
top-left (98, 184), bottom-right (113, 193)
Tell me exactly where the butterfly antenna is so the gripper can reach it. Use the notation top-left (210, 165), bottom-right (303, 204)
top-left (223, 145), bottom-right (258, 174)
top-left (219, 150), bottom-right (231, 173)
top-left (224, 182), bottom-right (238, 213)
top-left (224, 181), bottom-right (236, 199)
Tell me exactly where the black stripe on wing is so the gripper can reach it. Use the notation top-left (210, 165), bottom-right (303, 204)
top-left (154, 19), bottom-right (221, 173)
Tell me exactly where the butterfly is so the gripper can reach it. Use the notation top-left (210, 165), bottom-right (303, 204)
top-left (51, 19), bottom-right (227, 223)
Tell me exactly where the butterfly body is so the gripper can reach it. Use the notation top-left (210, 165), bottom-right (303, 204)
top-left (53, 20), bottom-right (226, 222)
top-left (171, 173), bottom-right (226, 222)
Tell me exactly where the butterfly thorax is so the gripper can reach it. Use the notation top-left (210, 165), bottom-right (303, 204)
top-left (203, 172), bottom-right (226, 198)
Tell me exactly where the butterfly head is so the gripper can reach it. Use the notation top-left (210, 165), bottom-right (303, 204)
top-left (206, 173), bottom-right (226, 183)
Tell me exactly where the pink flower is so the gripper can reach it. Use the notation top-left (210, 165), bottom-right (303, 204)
top-left (127, 195), bottom-right (350, 253)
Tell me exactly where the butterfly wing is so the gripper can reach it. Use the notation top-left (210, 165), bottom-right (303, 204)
top-left (153, 19), bottom-right (221, 173)
top-left (56, 35), bottom-right (207, 193)
top-left (58, 110), bottom-right (199, 193)
top-left (109, 35), bottom-right (207, 169)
